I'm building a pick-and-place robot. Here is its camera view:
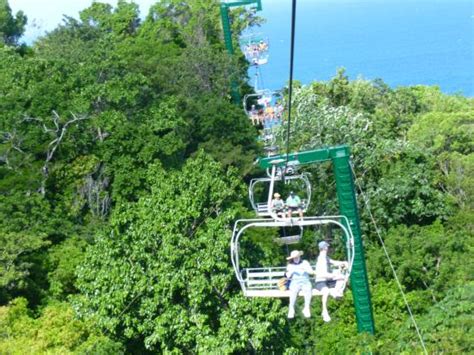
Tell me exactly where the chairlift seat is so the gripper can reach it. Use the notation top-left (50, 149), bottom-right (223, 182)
top-left (264, 146), bottom-right (278, 152)
top-left (242, 266), bottom-right (348, 298)
top-left (253, 58), bottom-right (268, 66)
top-left (245, 289), bottom-right (325, 297)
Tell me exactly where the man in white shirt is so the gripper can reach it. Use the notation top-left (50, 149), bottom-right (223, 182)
top-left (286, 250), bottom-right (315, 319)
top-left (315, 241), bottom-right (349, 322)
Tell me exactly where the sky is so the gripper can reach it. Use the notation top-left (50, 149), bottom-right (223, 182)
top-left (9, 0), bottom-right (467, 44)
top-left (9, 0), bottom-right (157, 44)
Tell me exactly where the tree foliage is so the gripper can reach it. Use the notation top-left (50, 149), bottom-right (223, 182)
top-left (0, 297), bottom-right (123, 353)
top-left (76, 153), bottom-right (287, 353)
top-left (0, 0), bottom-right (26, 47)
top-left (0, 0), bottom-right (472, 352)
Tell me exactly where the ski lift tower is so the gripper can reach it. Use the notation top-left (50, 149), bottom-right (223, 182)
top-left (258, 145), bottom-right (376, 334)
top-left (220, 0), bottom-right (263, 104)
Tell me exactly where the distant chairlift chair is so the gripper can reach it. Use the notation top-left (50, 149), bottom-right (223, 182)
top-left (248, 172), bottom-right (311, 217)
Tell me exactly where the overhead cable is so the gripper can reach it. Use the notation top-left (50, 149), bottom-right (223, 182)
top-left (284, 0), bottom-right (297, 172)
top-left (350, 162), bottom-right (428, 355)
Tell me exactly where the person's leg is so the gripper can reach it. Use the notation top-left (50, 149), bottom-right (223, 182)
top-left (302, 282), bottom-right (312, 318)
top-left (321, 286), bottom-right (331, 322)
top-left (288, 207), bottom-right (295, 218)
top-left (288, 282), bottom-right (301, 318)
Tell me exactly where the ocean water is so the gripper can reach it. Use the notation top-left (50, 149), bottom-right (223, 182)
top-left (247, 0), bottom-right (474, 96)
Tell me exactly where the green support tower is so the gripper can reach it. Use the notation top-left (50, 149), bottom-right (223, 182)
top-left (258, 145), bottom-right (376, 334)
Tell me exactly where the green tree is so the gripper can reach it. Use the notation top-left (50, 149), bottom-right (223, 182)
top-left (0, 297), bottom-right (123, 353)
top-left (0, 194), bottom-right (54, 304)
top-left (76, 153), bottom-right (288, 353)
top-left (397, 282), bottom-right (474, 353)
top-left (0, 0), bottom-right (26, 46)
top-left (327, 68), bottom-right (350, 107)
top-left (368, 219), bottom-right (473, 298)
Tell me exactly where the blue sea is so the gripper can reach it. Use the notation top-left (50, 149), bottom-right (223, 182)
top-left (247, 0), bottom-right (474, 96)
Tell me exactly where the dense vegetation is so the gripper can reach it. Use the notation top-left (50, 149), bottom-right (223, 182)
top-left (0, 0), bottom-right (473, 353)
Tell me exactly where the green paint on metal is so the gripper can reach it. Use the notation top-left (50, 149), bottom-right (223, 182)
top-left (219, 4), bottom-right (240, 103)
top-left (257, 145), bottom-right (376, 334)
top-left (258, 145), bottom-right (347, 169)
top-left (331, 146), bottom-right (375, 334)
top-left (220, 4), bottom-right (235, 55)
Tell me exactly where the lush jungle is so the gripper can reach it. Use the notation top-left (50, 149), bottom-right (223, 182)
top-left (0, 0), bottom-right (472, 353)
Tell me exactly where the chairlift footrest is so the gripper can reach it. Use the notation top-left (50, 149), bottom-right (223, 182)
top-left (275, 235), bottom-right (301, 245)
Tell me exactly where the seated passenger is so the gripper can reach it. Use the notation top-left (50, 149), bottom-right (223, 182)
top-left (250, 112), bottom-right (259, 125)
top-left (245, 45), bottom-right (253, 58)
top-left (270, 192), bottom-right (285, 217)
top-left (315, 241), bottom-right (349, 322)
top-left (257, 108), bottom-right (265, 124)
top-left (275, 101), bottom-right (284, 119)
top-left (265, 105), bottom-right (275, 120)
top-left (286, 250), bottom-right (315, 319)
top-left (249, 104), bottom-right (258, 125)
top-left (286, 191), bottom-right (304, 219)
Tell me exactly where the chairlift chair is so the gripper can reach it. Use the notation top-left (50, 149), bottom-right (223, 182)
top-left (243, 91), bottom-right (284, 131)
top-left (249, 159), bottom-right (311, 218)
top-left (249, 173), bottom-right (311, 217)
top-left (230, 216), bottom-right (355, 298)
top-left (240, 33), bottom-right (269, 65)
top-left (242, 90), bottom-right (282, 115)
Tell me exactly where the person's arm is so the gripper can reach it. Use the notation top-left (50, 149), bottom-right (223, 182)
top-left (286, 264), bottom-right (293, 278)
top-left (329, 258), bottom-right (349, 268)
top-left (302, 260), bottom-right (315, 275)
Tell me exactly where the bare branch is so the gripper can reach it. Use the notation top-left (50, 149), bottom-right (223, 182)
top-left (0, 129), bottom-right (25, 170)
top-left (38, 112), bottom-right (90, 195)
top-left (96, 127), bottom-right (110, 142)
top-left (22, 116), bottom-right (53, 133)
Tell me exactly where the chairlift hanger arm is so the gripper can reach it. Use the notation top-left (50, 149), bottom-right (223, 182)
top-left (221, 0), bottom-right (262, 10)
top-left (257, 145), bottom-right (351, 169)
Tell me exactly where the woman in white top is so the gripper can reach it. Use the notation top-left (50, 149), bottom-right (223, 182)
top-left (286, 250), bottom-right (315, 319)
